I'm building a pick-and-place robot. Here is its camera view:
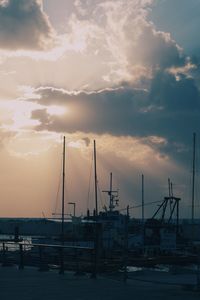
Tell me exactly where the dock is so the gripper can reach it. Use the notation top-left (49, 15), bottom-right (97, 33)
top-left (0, 266), bottom-right (200, 300)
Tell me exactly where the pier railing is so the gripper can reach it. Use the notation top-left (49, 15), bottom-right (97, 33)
top-left (1, 240), bottom-right (200, 288)
top-left (0, 241), bottom-right (97, 276)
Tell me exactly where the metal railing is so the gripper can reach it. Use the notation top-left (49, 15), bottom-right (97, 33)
top-left (0, 241), bottom-right (96, 276)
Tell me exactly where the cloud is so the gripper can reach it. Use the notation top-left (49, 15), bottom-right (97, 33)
top-left (27, 77), bottom-right (199, 166)
top-left (67, 0), bottom-right (186, 84)
top-left (1, 0), bottom-right (198, 166)
top-left (82, 137), bottom-right (90, 147)
top-left (149, 71), bottom-right (200, 111)
top-left (129, 25), bottom-right (185, 71)
top-left (0, 0), bottom-right (54, 50)
top-left (30, 86), bottom-right (147, 135)
top-left (0, 0), bottom-right (194, 94)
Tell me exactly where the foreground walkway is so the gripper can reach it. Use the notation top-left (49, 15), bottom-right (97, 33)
top-left (0, 266), bottom-right (200, 300)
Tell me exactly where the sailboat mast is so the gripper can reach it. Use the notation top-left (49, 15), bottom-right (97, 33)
top-left (61, 136), bottom-right (66, 243)
top-left (142, 174), bottom-right (144, 224)
top-left (94, 140), bottom-right (98, 216)
top-left (109, 172), bottom-right (113, 211)
top-left (192, 132), bottom-right (196, 223)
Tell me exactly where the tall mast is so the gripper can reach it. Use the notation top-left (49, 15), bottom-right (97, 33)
top-left (168, 178), bottom-right (171, 197)
top-left (110, 172), bottom-right (113, 211)
top-left (92, 140), bottom-right (98, 278)
top-left (94, 140), bottom-right (98, 216)
top-left (61, 136), bottom-right (66, 244)
top-left (192, 132), bottom-right (196, 223)
top-left (142, 174), bottom-right (144, 224)
top-left (168, 178), bottom-right (172, 214)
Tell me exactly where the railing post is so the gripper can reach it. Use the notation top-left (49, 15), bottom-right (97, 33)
top-left (74, 248), bottom-right (84, 276)
top-left (75, 247), bottom-right (79, 275)
top-left (38, 246), bottom-right (49, 272)
top-left (59, 246), bottom-right (64, 275)
top-left (38, 245), bottom-right (43, 271)
top-left (19, 243), bottom-right (24, 270)
top-left (2, 242), bottom-right (6, 266)
top-left (196, 254), bottom-right (200, 290)
top-left (91, 222), bottom-right (99, 279)
top-left (123, 212), bottom-right (129, 283)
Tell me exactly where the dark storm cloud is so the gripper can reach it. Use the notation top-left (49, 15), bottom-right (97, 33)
top-left (30, 74), bottom-right (200, 158)
top-left (27, 0), bottom-right (200, 165)
top-left (31, 108), bottom-right (50, 125)
top-left (0, 0), bottom-right (54, 50)
top-left (149, 71), bottom-right (200, 111)
top-left (146, 70), bottom-right (200, 162)
top-left (31, 86), bottom-right (148, 136)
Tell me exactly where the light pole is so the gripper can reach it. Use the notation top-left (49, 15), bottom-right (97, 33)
top-left (68, 202), bottom-right (76, 217)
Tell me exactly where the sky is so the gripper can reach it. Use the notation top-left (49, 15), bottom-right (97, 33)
top-left (0, 0), bottom-right (199, 219)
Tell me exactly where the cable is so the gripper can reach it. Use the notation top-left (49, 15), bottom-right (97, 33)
top-left (119, 199), bottom-right (163, 212)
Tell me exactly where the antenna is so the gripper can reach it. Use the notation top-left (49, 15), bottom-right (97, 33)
top-left (168, 178), bottom-right (171, 213)
top-left (61, 136), bottom-right (66, 244)
top-left (192, 132), bottom-right (196, 223)
top-left (59, 136), bottom-right (66, 275)
top-left (94, 140), bottom-right (98, 216)
top-left (102, 172), bottom-right (119, 212)
top-left (142, 174), bottom-right (144, 224)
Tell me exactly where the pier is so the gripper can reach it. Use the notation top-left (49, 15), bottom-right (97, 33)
top-left (1, 266), bottom-right (200, 300)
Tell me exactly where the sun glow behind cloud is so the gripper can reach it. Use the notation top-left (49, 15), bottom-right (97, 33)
top-left (0, 96), bottom-right (67, 134)
top-left (0, 100), bottom-right (41, 130)
top-left (47, 105), bottom-right (67, 116)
